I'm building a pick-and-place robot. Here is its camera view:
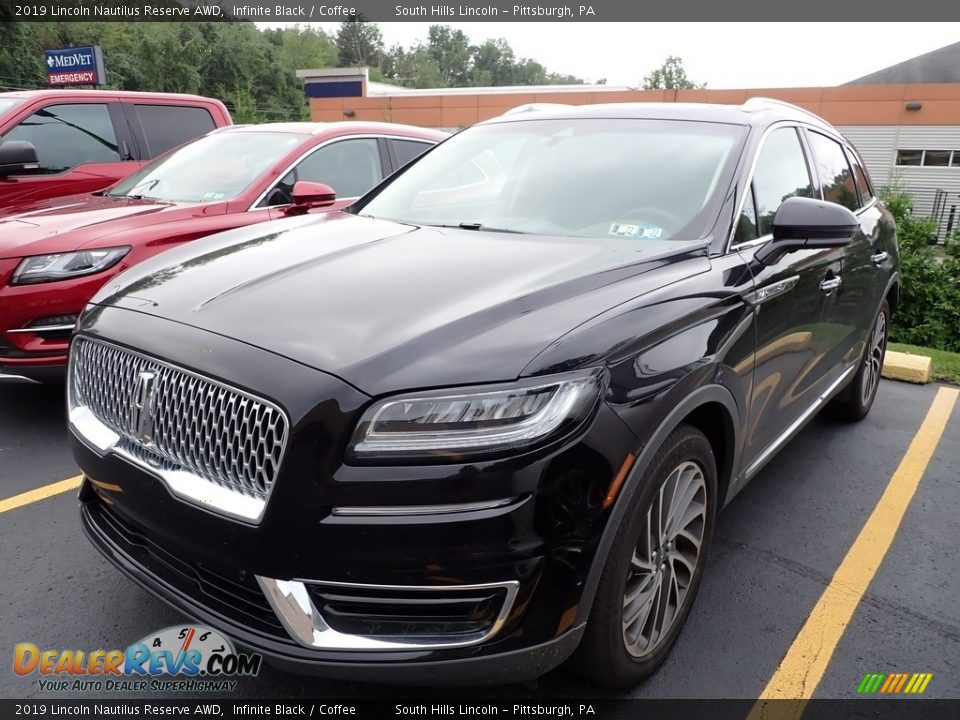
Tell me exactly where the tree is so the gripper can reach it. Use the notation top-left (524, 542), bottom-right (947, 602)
top-left (642, 56), bottom-right (705, 90)
top-left (264, 24), bottom-right (337, 72)
top-left (388, 45), bottom-right (445, 89)
top-left (425, 25), bottom-right (470, 87)
top-left (335, 16), bottom-right (384, 69)
top-left (468, 38), bottom-right (516, 86)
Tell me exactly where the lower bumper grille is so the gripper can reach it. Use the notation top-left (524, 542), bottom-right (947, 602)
top-left (84, 488), bottom-right (520, 653)
top-left (83, 491), bottom-right (287, 639)
top-left (309, 585), bottom-right (506, 638)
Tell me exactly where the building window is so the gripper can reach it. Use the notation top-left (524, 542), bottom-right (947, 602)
top-left (896, 150), bottom-right (923, 165)
top-left (924, 150), bottom-right (951, 166)
top-left (896, 149), bottom-right (958, 166)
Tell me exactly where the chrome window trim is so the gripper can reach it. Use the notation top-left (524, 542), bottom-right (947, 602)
top-left (247, 133), bottom-right (430, 212)
top-left (257, 576), bottom-right (520, 651)
top-left (67, 336), bottom-right (291, 524)
top-left (726, 120), bottom-right (876, 255)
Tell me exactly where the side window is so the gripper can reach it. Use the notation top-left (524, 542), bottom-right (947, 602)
top-left (391, 139), bottom-right (432, 170)
top-left (845, 147), bottom-right (874, 208)
top-left (262, 170), bottom-right (296, 208)
top-left (734, 185), bottom-right (759, 245)
top-left (132, 104), bottom-right (216, 157)
top-left (806, 131), bottom-right (859, 212)
top-left (752, 127), bottom-right (815, 236)
top-left (293, 138), bottom-right (383, 199)
top-left (2, 103), bottom-right (119, 174)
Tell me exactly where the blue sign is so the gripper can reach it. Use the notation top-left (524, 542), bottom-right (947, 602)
top-left (44, 46), bottom-right (106, 87)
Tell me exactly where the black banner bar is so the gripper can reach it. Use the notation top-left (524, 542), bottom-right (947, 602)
top-left (6, 0), bottom-right (960, 22)
top-left (2, 700), bottom-right (959, 720)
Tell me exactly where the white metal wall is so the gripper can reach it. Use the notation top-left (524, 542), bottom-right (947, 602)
top-left (838, 125), bottom-right (960, 221)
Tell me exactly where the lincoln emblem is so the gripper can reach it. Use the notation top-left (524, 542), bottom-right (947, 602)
top-left (130, 371), bottom-right (157, 444)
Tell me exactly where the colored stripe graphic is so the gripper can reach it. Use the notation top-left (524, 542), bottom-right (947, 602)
top-left (857, 673), bottom-right (932, 694)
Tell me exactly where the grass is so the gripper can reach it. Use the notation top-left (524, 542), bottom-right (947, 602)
top-left (888, 342), bottom-right (960, 385)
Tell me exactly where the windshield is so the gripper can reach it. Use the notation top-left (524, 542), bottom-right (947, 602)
top-left (0, 97), bottom-right (25, 117)
top-left (358, 118), bottom-right (746, 242)
top-left (107, 131), bottom-right (304, 203)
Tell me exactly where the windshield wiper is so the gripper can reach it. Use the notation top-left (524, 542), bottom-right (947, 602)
top-left (455, 222), bottom-right (526, 234)
top-left (121, 178), bottom-right (160, 199)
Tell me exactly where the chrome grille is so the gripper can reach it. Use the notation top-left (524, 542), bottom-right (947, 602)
top-left (71, 337), bottom-right (288, 501)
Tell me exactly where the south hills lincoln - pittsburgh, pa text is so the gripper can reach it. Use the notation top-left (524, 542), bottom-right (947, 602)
top-left (394, 4), bottom-right (596, 17)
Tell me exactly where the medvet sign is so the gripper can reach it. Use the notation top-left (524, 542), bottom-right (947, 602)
top-left (45, 46), bottom-right (107, 87)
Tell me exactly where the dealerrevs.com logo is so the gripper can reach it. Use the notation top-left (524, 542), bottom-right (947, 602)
top-left (14, 625), bottom-right (261, 693)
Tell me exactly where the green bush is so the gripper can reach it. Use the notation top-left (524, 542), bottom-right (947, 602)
top-left (879, 186), bottom-right (960, 352)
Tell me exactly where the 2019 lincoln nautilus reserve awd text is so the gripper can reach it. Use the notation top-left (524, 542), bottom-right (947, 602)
top-left (69, 100), bottom-right (899, 688)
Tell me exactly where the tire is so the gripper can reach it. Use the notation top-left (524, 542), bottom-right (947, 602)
top-left (828, 299), bottom-right (889, 422)
top-left (569, 423), bottom-right (717, 689)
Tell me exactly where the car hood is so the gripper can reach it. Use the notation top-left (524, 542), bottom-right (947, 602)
top-left (0, 193), bottom-right (219, 259)
top-left (92, 212), bottom-right (710, 395)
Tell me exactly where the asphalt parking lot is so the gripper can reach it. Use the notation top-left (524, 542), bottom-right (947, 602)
top-left (0, 378), bottom-right (957, 701)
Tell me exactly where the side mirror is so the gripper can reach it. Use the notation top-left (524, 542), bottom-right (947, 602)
top-left (283, 181), bottom-right (336, 215)
top-left (0, 140), bottom-right (39, 178)
top-left (756, 196), bottom-right (860, 265)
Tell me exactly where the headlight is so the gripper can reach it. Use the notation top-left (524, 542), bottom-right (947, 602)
top-left (11, 247), bottom-right (130, 285)
top-left (349, 369), bottom-right (604, 462)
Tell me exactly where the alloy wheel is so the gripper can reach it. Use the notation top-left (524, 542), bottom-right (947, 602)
top-left (860, 310), bottom-right (887, 407)
top-left (621, 460), bottom-right (707, 657)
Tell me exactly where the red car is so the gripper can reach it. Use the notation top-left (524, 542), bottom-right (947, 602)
top-left (0, 122), bottom-right (446, 381)
top-left (0, 90), bottom-right (232, 207)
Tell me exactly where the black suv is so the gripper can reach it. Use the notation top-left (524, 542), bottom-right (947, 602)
top-left (69, 100), bottom-right (898, 689)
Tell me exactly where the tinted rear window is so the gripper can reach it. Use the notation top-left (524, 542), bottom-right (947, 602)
top-left (392, 139), bottom-right (432, 169)
top-left (2, 103), bottom-right (119, 173)
top-left (133, 104), bottom-right (217, 157)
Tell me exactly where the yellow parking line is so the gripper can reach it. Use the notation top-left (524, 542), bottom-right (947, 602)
top-left (751, 386), bottom-right (958, 713)
top-left (0, 475), bottom-right (83, 514)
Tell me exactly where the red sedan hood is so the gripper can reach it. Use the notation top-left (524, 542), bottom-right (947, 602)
top-left (0, 193), bottom-right (225, 259)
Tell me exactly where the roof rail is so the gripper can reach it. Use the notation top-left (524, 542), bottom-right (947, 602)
top-left (742, 96), bottom-right (822, 121)
top-left (501, 103), bottom-right (573, 116)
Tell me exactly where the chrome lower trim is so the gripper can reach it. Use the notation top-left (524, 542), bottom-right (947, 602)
top-left (0, 373), bottom-right (42, 384)
top-left (744, 364), bottom-right (856, 480)
top-left (331, 497), bottom-right (519, 517)
top-left (69, 406), bottom-right (266, 522)
top-left (257, 577), bottom-right (520, 651)
top-left (8, 324), bottom-right (77, 335)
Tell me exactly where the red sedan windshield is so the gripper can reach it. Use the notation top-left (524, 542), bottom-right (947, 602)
top-left (107, 131), bottom-right (304, 203)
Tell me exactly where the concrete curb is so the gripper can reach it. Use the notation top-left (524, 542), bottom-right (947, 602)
top-left (882, 350), bottom-right (932, 383)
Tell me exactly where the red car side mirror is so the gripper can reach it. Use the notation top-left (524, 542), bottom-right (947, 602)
top-left (284, 181), bottom-right (336, 215)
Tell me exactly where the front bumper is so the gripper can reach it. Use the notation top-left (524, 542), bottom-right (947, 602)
top-left (80, 486), bottom-right (584, 685)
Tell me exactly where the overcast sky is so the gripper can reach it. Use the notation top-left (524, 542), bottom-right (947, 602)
top-left (263, 22), bottom-right (960, 87)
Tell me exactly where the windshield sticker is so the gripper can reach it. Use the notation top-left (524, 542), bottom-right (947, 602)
top-left (609, 222), bottom-right (663, 239)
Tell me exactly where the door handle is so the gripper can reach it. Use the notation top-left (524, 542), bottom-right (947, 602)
top-left (871, 251), bottom-right (889, 265)
top-left (820, 276), bottom-right (842, 293)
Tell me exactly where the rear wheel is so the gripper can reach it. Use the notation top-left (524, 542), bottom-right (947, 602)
top-left (570, 423), bottom-right (717, 689)
top-left (829, 299), bottom-right (889, 422)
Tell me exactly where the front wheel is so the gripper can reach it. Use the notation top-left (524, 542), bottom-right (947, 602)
top-left (570, 423), bottom-right (717, 689)
top-left (829, 299), bottom-right (889, 422)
